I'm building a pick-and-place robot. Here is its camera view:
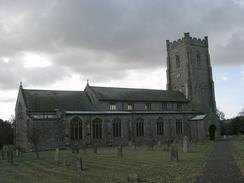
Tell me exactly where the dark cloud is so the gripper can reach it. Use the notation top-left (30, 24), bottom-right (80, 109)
top-left (0, 0), bottom-right (244, 89)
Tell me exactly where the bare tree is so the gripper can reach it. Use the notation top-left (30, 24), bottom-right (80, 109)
top-left (238, 108), bottom-right (244, 117)
top-left (216, 108), bottom-right (225, 120)
top-left (27, 121), bottom-right (46, 159)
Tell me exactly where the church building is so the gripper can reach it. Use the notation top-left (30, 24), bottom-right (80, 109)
top-left (15, 33), bottom-right (220, 151)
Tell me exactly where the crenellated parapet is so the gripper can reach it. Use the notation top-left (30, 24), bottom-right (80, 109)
top-left (166, 32), bottom-right (208, 50)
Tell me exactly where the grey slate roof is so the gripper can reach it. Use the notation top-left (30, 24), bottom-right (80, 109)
top-left (22, 89), bottom-right (95, 112)
top-left (90, 86), bottom-right (188, 102)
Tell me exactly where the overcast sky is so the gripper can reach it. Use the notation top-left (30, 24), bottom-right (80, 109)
top-left (0, 0), bottom-right (244, 120)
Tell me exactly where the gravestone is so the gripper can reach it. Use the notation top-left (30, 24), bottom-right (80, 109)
top-left (157, 141), bottom-right (161, 147)
top-left (170, 144), bottom-right (179, 161)
top-left (93, 144), bottom-right (98, 154)
top-left (133, 143), bottom-right (137, 150)
top-left (10, 151), bottom-right (14, 165)
top-left (82, 143), bottom-right (87, 154)
top-left (127, 173), bottom-right (140, 183)
top-left (128, 141), bottom-right (132, 146)
top-left (76, 157), bottom-right (83, 172)
top-left (182, 136), bottom-right (189, 153)
top-left (54, 148), bottom-right (59, 164)
top-left (117, 145), bottom-right (123, 157)
top-left (148, 140), bottom-right (154, 151)
top-left (7, 151), bottom-right (10, 163)
top-left (16, 149), bottom-right (19, 157)
top-left (1, 149), bottom-right (4, 160)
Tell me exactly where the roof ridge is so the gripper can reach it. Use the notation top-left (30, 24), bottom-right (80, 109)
top-left (90, 85), bottom-right (167, 91)
top-left (23, 89), bottom-right (83, 92)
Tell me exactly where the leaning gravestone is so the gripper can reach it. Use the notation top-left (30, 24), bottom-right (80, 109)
top-left (54, 148), bottom-right (59, 164)
top-left (182, 136), bottom-right (189, 153)
top-left (127, 173), bottom-right (141, 183)
top-left (117, 145), bottom-right (123, 157)
top-left (170, 143), bottom-right (179, 161)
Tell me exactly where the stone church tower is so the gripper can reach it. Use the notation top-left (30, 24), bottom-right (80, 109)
top-left (166, 32), bottom-right (217, 114)
top-left (166, 33), bottom-right (220, 139)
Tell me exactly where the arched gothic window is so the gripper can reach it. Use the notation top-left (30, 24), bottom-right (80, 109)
top-left (92, 118), bottom-right (102, 139)
top-left (70, 117), bottom-right (83, 140)
top-left (176, 55), bottom-right (180, 68)
top-left (112, 118), bottom-right (121, 137)
top-left (176, 119), bottom-right (183, 135)
top-left (157, 117), bottom-right (164, 135)
top-left (136, 118), bottom-right (144, 137)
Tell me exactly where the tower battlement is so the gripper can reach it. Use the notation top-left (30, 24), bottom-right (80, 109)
top-left (166, 33), bottom-right (208, 50)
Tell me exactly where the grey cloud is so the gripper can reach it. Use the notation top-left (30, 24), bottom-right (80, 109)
top-left (0, 0), bottom-right (244, 89)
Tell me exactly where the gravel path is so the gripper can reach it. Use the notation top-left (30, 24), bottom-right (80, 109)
top-left (195, 141), bottom-right (243, 183)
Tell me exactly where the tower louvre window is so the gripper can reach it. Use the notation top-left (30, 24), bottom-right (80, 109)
top-left (197, 52), bottom-right (201, 66)
top-left (176, 55), bottom-right (180, 68)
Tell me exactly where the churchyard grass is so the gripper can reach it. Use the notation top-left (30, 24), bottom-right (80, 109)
top-left (0, 142), bottom-right (213, 183)
top-left (230, 139), bottom-right (244, 175)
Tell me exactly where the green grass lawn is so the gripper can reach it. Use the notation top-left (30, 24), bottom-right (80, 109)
top-left (230, 139), bottom-right (244, 175)
top-left (0, 143), bottom-right (213, 183)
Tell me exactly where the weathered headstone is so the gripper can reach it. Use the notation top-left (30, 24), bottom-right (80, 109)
top-left (134, 143), bottom-right (137, 150)
top-left (1, 149), bottom-right (4, 160)
top-left (182, 136), bottom-right (189, 153)
top-left (76, 145), bottom-right (79, 154)
top-left (170, 144), bottom-right (179, 161)
top-left (16, 149), bottom-right (19, 157)
top-left (63, 159), bottom-right (69, 166)
top-left (54, 148), bottom-right (59, 164)
top-left (93, 144), bottom-right (98, 154)
top-left (128, 141), bottom-right (132, 147)
top-left (128, 173), bottom-right (140, 183)
top-left (82, 143), bottom-right (87, 154)
top-left (157, 141), bottom-right (161, 147)
top-left (7, 151), bottom-right (10, 163)
top-left (117, 145), bottom-right (123, 157)
top-left (148, 140), bottom-right (154, 151)
top-left (76, 157), bottom-right (83, 172)
top-left (10, 151), bottom-right (14, 165)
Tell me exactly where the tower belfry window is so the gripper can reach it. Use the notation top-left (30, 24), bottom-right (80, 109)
top-left (176, 55), bottom-right (180, 68)
top-left (197, 52), bottom-right (201, 66)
